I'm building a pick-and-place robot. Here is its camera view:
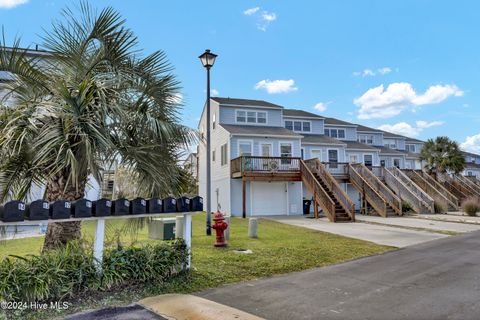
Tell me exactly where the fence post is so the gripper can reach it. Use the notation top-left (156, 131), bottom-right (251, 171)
top-left (183, 213), bottom-right (192, 268)
top-left (93, 218), bottom-right (105, 273)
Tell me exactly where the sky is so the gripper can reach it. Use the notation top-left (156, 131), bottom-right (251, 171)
top-left (1, 0), bottom-right (480, 152)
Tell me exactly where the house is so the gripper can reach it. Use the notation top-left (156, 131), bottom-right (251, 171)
top-left (183, 153), bottom-right (198, 182)
top-left (197, 97), bottom-right (478, 219)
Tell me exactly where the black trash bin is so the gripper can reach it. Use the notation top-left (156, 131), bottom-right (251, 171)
top-left (72, 199), bottom-right (93, 218)
top-left (176, 196), bottom-right (191, 212)
top-left (190, 196), bottom-right (204, 211)
top-left (0, 200), bottom-right (26, 222)
top-left (50, 200), bottom-right (72, 219)
top-left (112, 198), bottom-right (130, 216)
top-left (92, 198), bottom-right (112, 217)
top-left (26, 200), bottom-right (50, 220)
top-left (147, 198), bottom-right (163, 213)
top-left (163, 197), bottom-right (177, 213)
top-left (131, 198), bottom-right (147, 215)
top-left (303, 199), bottom-right (312, 215)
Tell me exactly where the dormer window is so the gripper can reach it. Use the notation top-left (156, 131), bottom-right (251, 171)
top-left (285, 120), bottom-right (311, 132)
top-left (236, 110), bottom-right (267, 124)
top-left (325, 128), bottom-right (345, 139)
top-left (358, 134), bottom-right (374, 145)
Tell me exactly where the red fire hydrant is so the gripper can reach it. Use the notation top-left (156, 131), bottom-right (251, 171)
top-left (212, 210), bottom-right (228, 247)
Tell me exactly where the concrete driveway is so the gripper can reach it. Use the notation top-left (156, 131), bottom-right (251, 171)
top-left (269, 216), bottom-right (448, 247)
top-left (198, 231), bottom-right (480, 320)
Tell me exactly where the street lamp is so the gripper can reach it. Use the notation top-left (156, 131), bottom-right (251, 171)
top-left (199, 49), bottom-right (217, 236)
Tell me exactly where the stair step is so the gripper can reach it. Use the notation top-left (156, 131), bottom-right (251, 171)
top-left (335, 216), bottom-right (352, 222)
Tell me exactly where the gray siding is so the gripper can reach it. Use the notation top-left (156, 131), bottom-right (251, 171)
top-left (230, 136), bottom-right (302, 159)
top-left (283, 117), bottom-right (324, 135)
top-left (219, 105), bottom-right (283, 127)
top-left (324, 125), bottom-right (357, 141)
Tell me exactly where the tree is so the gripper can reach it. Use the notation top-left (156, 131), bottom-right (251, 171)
top-left (420, 136), bottom-right (465, 174)
top-left (0, 3), bottom-right (193, 251)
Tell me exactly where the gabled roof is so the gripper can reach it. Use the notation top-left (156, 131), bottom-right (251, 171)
top-left (377, 146), bottom-right (405, 155)
top-left (343, 141), bottom-right (378, 150)
top-left (211, 97), bottom-right (283, 109)
top-left (324, 117), bottom-right (357, 127)
top-left (302, 134), bottom-right (347, 145)
top-left (220, 124), bottom-right (302, 137)
top-left (379, 129), bottom-right (407, 140)
top-left (355, 124), bottom-right (383, 133)
top-left (405, 137), bottom-right (424, 143)
top-left (283, 109), bottom-right (324, 119)
top-left (461, 150), bottom-right (480, 158)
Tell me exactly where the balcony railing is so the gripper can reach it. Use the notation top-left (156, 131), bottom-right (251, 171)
top-left (231, 156), bottom-right (301, 178)
top-left (322, 162), bottom-right (349, 176)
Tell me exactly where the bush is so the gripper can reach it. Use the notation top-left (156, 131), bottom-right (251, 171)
top-left (462, 197), bottom-right (480, 216)
top-left (434, 201), bottom-right (447, 214)
top-left (402, 201), bottom-right (413, 213)
top-left (0, 240), bottom-right (187, 302)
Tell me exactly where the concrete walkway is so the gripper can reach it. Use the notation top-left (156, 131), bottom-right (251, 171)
top-left (269, 216), bottom-right (448, 247)
top-left (198, 231), bottom-right (480, 320)
top-left (414, 212), bottom-right (480, 225)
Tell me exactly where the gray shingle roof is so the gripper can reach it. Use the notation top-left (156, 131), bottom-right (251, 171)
top-left (283, 109), bottom-right (324, 119)
top-left (355, 124), bottom-right (383, 133)
top-left (211, 97), bottom-right (283, 109)
top-left (343, 141), bottom-right (379, 150)
top-left (377, 146), bottom-right (405, 155)
top-left (324, 117), bottom-right (357, 127)
top-left (220, 124), bottom-right (302, 137)
top-left (301, 134), bottom-right (347, 145)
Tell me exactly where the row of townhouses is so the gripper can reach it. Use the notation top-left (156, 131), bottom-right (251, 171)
top-left (197, 97), bottom-right (480, 221)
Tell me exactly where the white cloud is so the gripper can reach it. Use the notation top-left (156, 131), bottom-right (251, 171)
top-left (261, 11), bottom-right (277, 21)
top-left (353, 67), bottom-right (393, 77)
top-left (243, 7), bottom-right (260, 15)
top-left (378, 120), bottom-right (444, 138)
top-left (377, 67), bottom-right (392, 75)
top-left (211, 89), bottom-right (219, 96)
top-left (255, 79), bottom-right (297, 94)
top-left (354, 82), bottom-right (463, 120)
top-left (461, 134), bottom-right (480, 154)
top-left (0, 0), bottom-right (28, 8)
top-left (313, 101), bottom-right (331, 112)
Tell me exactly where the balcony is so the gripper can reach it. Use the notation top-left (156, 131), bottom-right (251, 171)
top-left (231, 156), bottom-right (301, 181)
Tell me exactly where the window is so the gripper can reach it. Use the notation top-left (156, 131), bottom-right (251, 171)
top-left (238, 141), bottom-right (252, 156)
top-left (393, 159), bottom-right (401, 168)
top-left (383, 139), bottom-right (396, 149)
top-left (358, 134), bottom-right (374, 145)
top-left (380, 160), bottom-right (386, 167)
top-left (467, 171), bottom-right (474, 176)
top-left (349, 155), bottom-right (358, 163)
top-left (325, 128), bottom-right (345, 139)
top-left (212, 150), bottom-right (216, 162)
top-left (364, 154), bottom-right (373, 167)
top-left (212, 112), bottom-right (216, 129)
top-left (285, 120), bottom-right (311, 132)
top-left (221, 144), bottom-right (228, 166)
top-left (236, 110), bottom-right (267, 124)
top-left (406, 144), bottom-right (416, 152)
top-left (280, 143), bottom-right (292, 157)
top-left (328, 150), bottom-right (338, 168)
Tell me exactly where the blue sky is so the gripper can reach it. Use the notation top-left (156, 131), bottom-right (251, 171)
top-left (2, 0), bottom-right (480, 151)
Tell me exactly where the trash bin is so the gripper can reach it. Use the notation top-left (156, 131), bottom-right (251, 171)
top-left (50, 200), bottom-right (71, 219)
top-left (0, 200), bottom-right (25, 222)
top-left (26, 200), bottom-right (49, 220)
top-left (92, 198), bottom-right (112, 217)
top-left (176, 196), bottom-right (191, 212)
top-left (163, 197), bottom-right (177, 213)
top-left (147, 198), bottom-right (163, 213)
top-left (131, 198), bottom-right (147, 215)
top-left (303, 199), bottom-right (312, 215)
top-left (190, 196), bottom-right (204, 211)
top-left (72, 199), bottom-right (93, 218)
top-left (148, 218), bottom-right (176, 240)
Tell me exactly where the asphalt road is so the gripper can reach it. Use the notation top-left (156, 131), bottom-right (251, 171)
top-left (198, 230), bottom-right (480, 320)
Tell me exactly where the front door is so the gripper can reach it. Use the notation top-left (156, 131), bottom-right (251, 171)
top-left (261, 143), bottom-right (272, 156)
top-left (328, 149), bottom-right (338, 168)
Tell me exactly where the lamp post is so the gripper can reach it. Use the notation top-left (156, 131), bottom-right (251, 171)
top-left (199, 49), bottom-right (217, 236)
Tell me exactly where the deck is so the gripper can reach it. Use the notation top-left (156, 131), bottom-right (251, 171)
top-left (231, 156), bottom-right (302, 181)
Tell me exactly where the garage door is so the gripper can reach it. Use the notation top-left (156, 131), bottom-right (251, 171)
top-left (252, 182), bottom-right (287, 216)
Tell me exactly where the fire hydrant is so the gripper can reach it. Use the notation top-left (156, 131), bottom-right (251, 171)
top-left (212, 211), bottom-right (228, 247)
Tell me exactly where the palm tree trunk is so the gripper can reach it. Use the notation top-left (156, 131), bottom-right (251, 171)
top-left (42, 174), bottom-right (85, 252)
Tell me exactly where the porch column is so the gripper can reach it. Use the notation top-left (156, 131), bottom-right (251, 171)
top-left (242, 178), bottom-right (246, 218)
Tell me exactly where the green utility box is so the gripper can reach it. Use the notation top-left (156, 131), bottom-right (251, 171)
top-left (148, 218), bottom-right (176, 240)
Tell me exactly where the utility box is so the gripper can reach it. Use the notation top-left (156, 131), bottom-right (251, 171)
top-left (148, 218), bottom-right (176, 240)
top-left (131, 198), bottom-right (147, 215)
top-left (112, 198), bottom-right (130, 216)
top-left (190, 196), bottom-right (204, 212)
top-left (163, 197), bottom-right (177, 213)
top-left (0, 201), bottom-right (26, 222)
top-left (147, 198), bottom-right (163, 214)
top-left (92, 199), bottom-right (112, 217)
top-left (72, 199), bottom-right (93, 218)
top-left (26, 200), bottom-right (49, 220)
top-left (50, 200), bottom-right (71, 219)
top-left (176, 197), bottom-right (191, 212)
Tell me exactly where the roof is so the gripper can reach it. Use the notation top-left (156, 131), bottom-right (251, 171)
top-left (379, 129), bottom-right (408, 140)
top-left (220, 124), bottom-right (302, 137)
top-left (301, 134), bottom-right (347, 145)
top-left (405, 137), bottom-right (424, 143)
top-left (461, 151), bottom-right (480, 158)
top-left (324, 117), bottom-right (357, 127)
top-left (377, 146), bottom-right (406, 155)
top-left (211, 97), bottom-right (283, 109)
top-left (343, 141), bottom-right (379, 150)
top-left (398, 150), bottom-right (421, 158)
top-left (283, 109), bottom-right (324, 119)
top-left (355, 124), bottom-right (383, 133)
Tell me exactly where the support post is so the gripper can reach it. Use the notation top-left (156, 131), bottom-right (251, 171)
top-left (93, 218), bottom-right (105, 273)
top-left (242, 178), bottom-right (246, 218)
top-left (183, 213), bottom-right (192, 268)
top-left (313, 192), bottom-right (318, 219)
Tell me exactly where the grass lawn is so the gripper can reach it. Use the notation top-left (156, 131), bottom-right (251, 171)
top-left (0, 214), bottom-right (392, 319)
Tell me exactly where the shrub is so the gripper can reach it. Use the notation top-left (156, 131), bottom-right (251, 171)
top-left (462, 197), bottom-right (480, 216)
top-left (0, 239), bottom-right (187, 302)
top-left (434, 201), bottom-right (447, 214)
top-left (402, 201), bottom-right (413, 213)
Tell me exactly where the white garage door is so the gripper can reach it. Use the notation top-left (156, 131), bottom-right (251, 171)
top-left (252, 182), bottom-right (287, 216)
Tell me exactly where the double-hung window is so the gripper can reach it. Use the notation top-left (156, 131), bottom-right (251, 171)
top-left (285, 120), bottom-right (311, 132)
top-left (280, 142), bottom-right (293, 164)
top-left (221, 144), bottom-right (228, 166)
top-left (364, 154), bottom-right (373, 167)
top-left (236, 110), bottom-right (267, 124)
top-left (236, 111), bottom-right (246, 123)
top-left (238, 141), bottom-right (252, 156)
top-left (358, 134), bottom-right (374, 145)
top-left (325, 128), bottom-right (345, 139)
top-left (406, 144), bottom-right (416, 152)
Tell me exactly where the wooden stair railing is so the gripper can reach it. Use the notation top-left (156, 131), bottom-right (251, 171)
top-left (466, 176), bottom-right (480, 188)
top-left (350, 164), bottom-right (402, 216)
top-left (416, 171), bottom-right (460, 207)
top-left (436, 173), bottom-right (471, 199)
top-left (403, 170), bottom-right (458, 211)
top-left (391, 167), bottom-right (435, 212)
top-left (454, 174), bottom-right (480, 197)
top-left (348, 164), bottom-right (387, 217)
top-left (305, 159), bottom-right (355, 221)
top-left (299, 160), bottom-right (337, 222)
top-left (384, 168), bottom-right (434, 214)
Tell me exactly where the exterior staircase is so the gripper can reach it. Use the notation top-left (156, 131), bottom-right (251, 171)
top-left (300, 159), bottom-right (355, 222)
top-left (453, 174), bottom-right (480, 197)
top-left (434, 173), bottom-right (469, 200)
top-left (348, 163), bottom-right (402, 217)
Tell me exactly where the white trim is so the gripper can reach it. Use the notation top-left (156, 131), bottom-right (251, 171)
top-left (324, 124), bottom-right (357, 128)
top-left (363, 153), bottom-right (374, 166)
top-left (235, 109), bottom-right (269, 125)
top-left (283, 115), bottom-right (324, 120)
top-left (237, 139), bottom-right (253, 157)
top-left (310, 148), bottom-right (322, 161)
top-left (219, 103), bottom-right (282, 110)
top-left (260, 142), bottom-right (273, 157)
top-left (279, 141), bottom-right (294, 157)
top-left (230, 133), bottom-right (303, 139)
top-left (325, 128), bottom-right (346, 139)
top-left (327, 148), bottom-right (340, 162)
top-left (284, 119), bottom-right (312, 133)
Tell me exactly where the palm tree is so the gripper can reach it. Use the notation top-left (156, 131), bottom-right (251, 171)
top-left (420, 136), bottom-right (465, 174)
top-left (0, 3), bottom-right (193, 251)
